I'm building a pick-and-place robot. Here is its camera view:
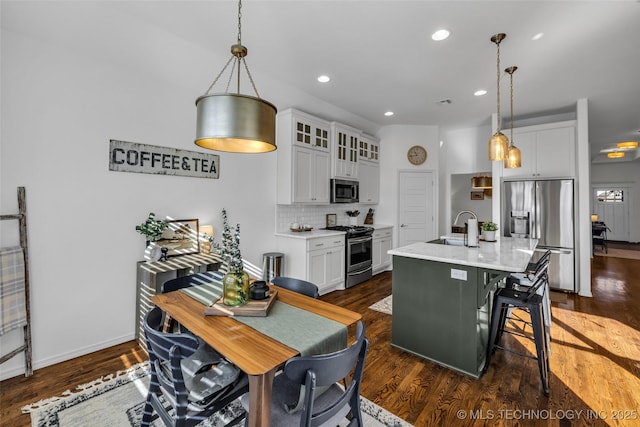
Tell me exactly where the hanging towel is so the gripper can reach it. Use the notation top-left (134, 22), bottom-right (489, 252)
top-left (0, 246), bottom-right (27, 336)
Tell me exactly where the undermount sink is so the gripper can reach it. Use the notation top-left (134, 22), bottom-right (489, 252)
top-left (427, 238), bottom-right (466, 246)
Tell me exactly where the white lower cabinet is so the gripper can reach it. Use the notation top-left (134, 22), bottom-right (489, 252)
top-left (276, 234), bottom-right (345, 295)
top-left (372, 226), bottom-right (393, 274)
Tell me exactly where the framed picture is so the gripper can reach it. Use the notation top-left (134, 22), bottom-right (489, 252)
top-left (470, 191), bottom-right (484, 200)
top-left (156, 219), bottom-right (200, 257)
top-left (326, 213), bottom-right (337, 227)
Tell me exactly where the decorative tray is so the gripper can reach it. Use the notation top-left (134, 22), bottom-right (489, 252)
top-left (290, 227), bottom-right (313, 232)
top-left (204, 290), bottom-right (278, 317)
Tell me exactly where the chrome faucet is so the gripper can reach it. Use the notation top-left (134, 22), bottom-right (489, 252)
top-left (453, 210), bottom-right (478, 225)
top-left (453, 210), bottom-right (479, 247)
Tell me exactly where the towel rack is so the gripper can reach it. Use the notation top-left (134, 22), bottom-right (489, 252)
top-left (0, 187), bottom-right (33, 376)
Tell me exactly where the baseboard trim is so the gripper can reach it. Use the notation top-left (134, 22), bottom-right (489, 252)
top-left (0, 333), bottom-right (134, 381)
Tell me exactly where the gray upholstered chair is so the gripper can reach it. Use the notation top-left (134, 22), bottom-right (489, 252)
top-left (241, 320), bottom-right (369, 426)
top-left (270, 276), bottom-right (320, 299)
top-left (142, 307), bottom-right (249, 427)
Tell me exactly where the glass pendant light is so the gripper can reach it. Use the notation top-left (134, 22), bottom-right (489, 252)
top-left (195, 0), bottom-right (277, 153)
top-left (504, 66), bottom-right (521, 168)
top-left (488, 33), bottom-right (509, 161)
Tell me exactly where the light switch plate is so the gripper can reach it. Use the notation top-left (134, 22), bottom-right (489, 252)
top-left (450, 268), bottom-right (468, 281)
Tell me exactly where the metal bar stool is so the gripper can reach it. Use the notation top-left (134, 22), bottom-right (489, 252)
top-left (484, 251), bottom-right (551, 396)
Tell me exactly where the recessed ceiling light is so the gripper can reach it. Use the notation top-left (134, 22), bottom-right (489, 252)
top-left (474, 89), bottom-right (487, 96)
top-left (384, 111), bottom-right (394, 117)
top-left (431, 29), bottom-right (450, 41)
top-left (617, 141), bottom-right (638, 149)
top-left (317, 75), bottom-right (330, 83)
top-left (532, 33), bottom-right (544, 41)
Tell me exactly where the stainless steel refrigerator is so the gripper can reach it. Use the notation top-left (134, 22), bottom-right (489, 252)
top-left (502, 179), bottom-right (575, 292)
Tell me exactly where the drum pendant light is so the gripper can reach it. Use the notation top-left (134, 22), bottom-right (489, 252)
top-left (504, 66), bottom-right (521, 168)
top-left (488, 33), bottom-right (509, 161)
top-left (195, 0), bottom-right (277, 153)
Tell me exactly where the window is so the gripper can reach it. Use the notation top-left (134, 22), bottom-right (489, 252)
top-left (596, 190), bottom-right (624, 203)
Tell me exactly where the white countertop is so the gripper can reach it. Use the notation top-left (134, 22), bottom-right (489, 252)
top-left (274, 229), bottom-right (345, 239)
top-left (275, 224), bottom-right (392, 240)
top-left (388, 236), bottom-right (539, 272)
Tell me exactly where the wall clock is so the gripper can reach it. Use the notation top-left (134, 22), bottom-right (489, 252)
top-left (407, 145), bottom-right (427, 165)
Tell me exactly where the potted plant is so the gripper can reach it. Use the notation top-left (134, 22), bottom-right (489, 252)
top-left (135, 212), bottom-right (168, 243)
top-left (481, 221), bottom-right (499, 241)
top-left (136, 212), bottom-right (169, 262)
top-left (212, 208), bottom-right (249, 306)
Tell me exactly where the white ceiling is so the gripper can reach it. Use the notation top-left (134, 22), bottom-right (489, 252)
top-left (4, 0), bottom-right (639, 163)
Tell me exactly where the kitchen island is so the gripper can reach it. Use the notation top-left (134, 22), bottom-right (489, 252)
top-left (388, 236), bottom-right (538, 378)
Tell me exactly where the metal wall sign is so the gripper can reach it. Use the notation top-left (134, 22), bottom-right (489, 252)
top-left (109, 140), bottom-right (219, 179)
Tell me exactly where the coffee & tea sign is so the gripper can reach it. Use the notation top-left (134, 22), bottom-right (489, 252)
top-left (109, 140), bottom-right (219, 179)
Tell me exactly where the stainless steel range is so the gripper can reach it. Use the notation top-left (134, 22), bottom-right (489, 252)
top-left (325, 225), bottom-right (374, 288)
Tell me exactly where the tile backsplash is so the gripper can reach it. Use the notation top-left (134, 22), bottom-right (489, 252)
top-left (276, 204), bottom-right (376, 232)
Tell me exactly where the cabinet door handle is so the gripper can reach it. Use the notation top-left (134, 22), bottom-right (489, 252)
top-left (400, 224), bottom-right (407, 228)
top-left (315, 243), bottom-right (324, 247)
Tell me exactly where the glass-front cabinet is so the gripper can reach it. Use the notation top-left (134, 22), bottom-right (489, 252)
top-left (331, 122), bottom-right (359, 179)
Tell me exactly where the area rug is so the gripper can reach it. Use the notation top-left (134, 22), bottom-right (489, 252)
top-left (22, 361), bottom-right (412, 427)
top-left (369, 295), bottom-right (392, 315)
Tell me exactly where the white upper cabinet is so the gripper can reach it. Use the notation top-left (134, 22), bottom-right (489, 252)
top-left (277, 109), bottom-right (331, 204)
top-left (331, 122), bottom-right (359, 179)
top-left (502, 121), bottom-right (576, 178)
top-left (358, 133), bottom-right (380, 204)
top-left (359, 133), bottom-right (380, 163)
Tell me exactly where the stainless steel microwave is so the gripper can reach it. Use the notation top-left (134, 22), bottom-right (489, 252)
top-left (330, 179), bottom-right (359, 203)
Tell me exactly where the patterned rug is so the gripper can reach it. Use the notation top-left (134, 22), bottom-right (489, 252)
top-left (22, 361), bottom-right (412, 427)
top-left (369, 295), bottom-right (392, 315)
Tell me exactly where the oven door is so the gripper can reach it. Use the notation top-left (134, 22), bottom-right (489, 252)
top-left (347, 235), bottom-right (372, 273)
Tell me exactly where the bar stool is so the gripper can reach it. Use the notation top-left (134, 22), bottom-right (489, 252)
top-left (485, 251), bottom-right (551, 396)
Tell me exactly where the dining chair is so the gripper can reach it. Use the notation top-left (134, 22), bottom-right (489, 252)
top-left (241, 320), bottom-right (369, 426)
top-left (161, 271), bottom-right (223, 333)
top-left (270, 276), bottom-right (320, 299)
top-left (142, 307), bottom-right (249, 427)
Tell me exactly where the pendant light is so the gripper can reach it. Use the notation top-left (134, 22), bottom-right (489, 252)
top-left (195, 0), bottom-right (277, 153)
top-left (488, 33), bottom-right (509, 161)
top-left (504, 66), bottom-right (521, 168)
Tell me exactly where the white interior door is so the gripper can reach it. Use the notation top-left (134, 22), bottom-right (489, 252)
top-left (398, 171), bottom-right (435, 247)
top-left (592, 187), bottom-right (630, 242)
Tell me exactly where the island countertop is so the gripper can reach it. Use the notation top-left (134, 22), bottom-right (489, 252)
top-left (388, 236), bottom-right (538, 272)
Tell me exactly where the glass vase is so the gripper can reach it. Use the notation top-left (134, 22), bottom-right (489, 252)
top-left (223, 269), bottom-right (250, 306)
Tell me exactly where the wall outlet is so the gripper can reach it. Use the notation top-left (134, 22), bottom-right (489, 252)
top-left (450, 268), bottom-right (468, 281)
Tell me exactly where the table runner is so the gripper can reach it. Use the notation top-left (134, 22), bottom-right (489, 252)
top-left (179, 281), bottom-right (347, 356)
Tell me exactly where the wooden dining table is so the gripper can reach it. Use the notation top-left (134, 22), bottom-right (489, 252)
top-left (151, 285), bottom-right (362, 427)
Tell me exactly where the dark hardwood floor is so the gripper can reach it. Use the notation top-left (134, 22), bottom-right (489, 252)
top-left (2, 256), bottom-right (639, 426)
